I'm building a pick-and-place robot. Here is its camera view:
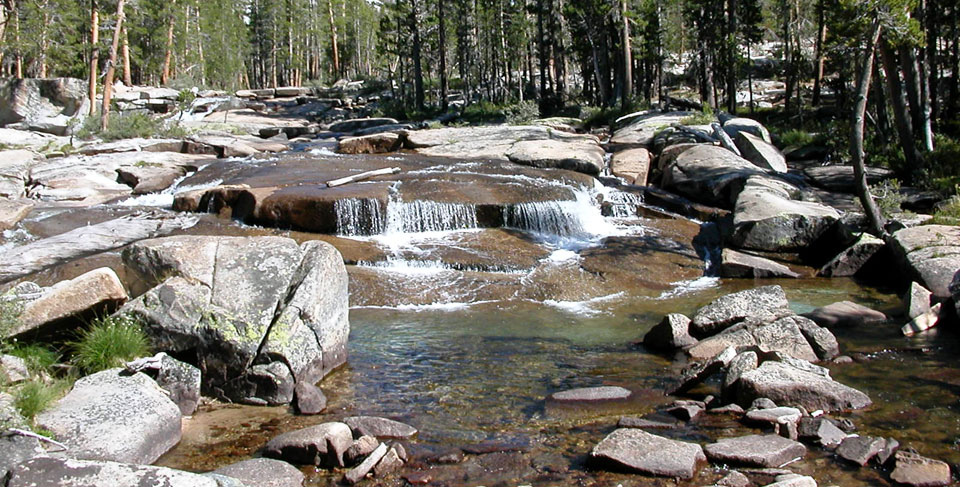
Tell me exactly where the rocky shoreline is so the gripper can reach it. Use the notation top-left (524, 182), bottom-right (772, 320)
top-left (1, 77), bottom-right (959, 486)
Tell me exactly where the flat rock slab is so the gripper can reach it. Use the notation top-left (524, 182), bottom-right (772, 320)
top-left (549, 386), bottom-right (632, 402)
top-left (704, 434), bottom-right (806, 467)
top-left (610, 111), bottom-right (697, 149)
top-left (889, 225), bottom-right (960, 299)
top-left (890, 451), bottom-right (952, 487)
top-left (263, 421), bottom-right (354, 467)
top-left (836, 435), bottom-right (885, 466)
top-left (36, 369), bottom-right (181, 464)
top-left (737, 361), bottom-right (872, 413)
top-left (0, 198), bottom-right (33, 230)
top-left (589, 428), bottom-right (705, 479)
top-left (735, 131), bottom-right (787, 173)
top-left (344, 416), bottom-right (418, 439)
top-left (7, 457), bottom-right (221, 487)
top-left (211, 458), bottom-right (305, 487)
top-left (720, 249), bottom-right (800, 278)
top-left (801, 301), bottom-right (887, 328)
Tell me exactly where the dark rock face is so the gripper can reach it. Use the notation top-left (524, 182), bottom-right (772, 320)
top-left (818, 233), bottom-right (884, 277)
top-left (343, 416), bottom-right (419, 440)
top-left (690, 285), bottom-right (791, 337)
top-left (803, 165), bottom-right (894, 193)
top-left (589, 428), bottom-right (705, 479)
top-left (263, 422), bottom-right (354, 467)
top-left (7, 457), bottom-right (222, 487)
top-left (329, 117), bottom-right (399, 133)
top-left (118, 236), bottom-right (349, 405)
top-left (643, 313), bottom-right (697, 350)
top-left (153, 354), bottom-right (202, 416)
top-left (0, 393), bottom-right (44, 480)
top-left (211, 458), bottom-right (305, 487)
top-left (35, 369), bottom-right (182, 464)
top-left (736, 361), bottom-right (872, 412)
top-left (797, 417), bottom-right (847, 448)
top-left (704, 434), bottom-right (806, 467)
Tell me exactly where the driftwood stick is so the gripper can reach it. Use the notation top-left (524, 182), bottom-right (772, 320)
top-left (711, 122), bottom-right (742, 157)
top-left (325, 167), bottom-right (400, 188)
top-left (4, 428), bottom-right (69, 451)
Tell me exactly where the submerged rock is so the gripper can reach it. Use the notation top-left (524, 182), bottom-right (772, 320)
top-left (589, 428), bottom-right (705, 479)
top-left (801, 301), bottom-right (887, 328)
top-left (7, 457), bottom-right (222, 487)
top-left (549, 386), bottom-right (632, 403)
top-left (211, 458), bottom-right (305, 487)
top-left (704, 434), bottom-right (806, 467)
top-left (118, 236), bottom-right (349, 405)
top-left (36, 369), bottom-right (182, 464)
top-left (890, 450), bottom-right (952, 487)
top-left (344, 416), bottom-right (418, 439)
top-left (263, 422), bottom-right (354, 467)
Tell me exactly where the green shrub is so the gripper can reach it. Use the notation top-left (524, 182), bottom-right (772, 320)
top-left (71, 315), bottom-right (150, 375)
top-left (8, 344), bottom-right (59, 375)
top-left (502, 100), bottom-right (540, 125)
top-left (680, 106), bottom-right (716, 125)
top-left (777, 129), bottom-right (815, 148)
top-left (872, 178), bottom-right (905, 218)
top-left (77, 111), bottom-right (187, 142)
top-left (929, 190), bottom-right (960, 226)
top-left (13, 379), bottom-right (69, 423)
top-left (0, 298), bottom-right (23, 352)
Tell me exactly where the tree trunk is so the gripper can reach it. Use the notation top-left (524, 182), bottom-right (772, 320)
top-left (851, 19), bottom-right (885, 236)
top-left (100, 0), bottom-right (125, 131)
top-left (812, 0), bottom-right (826, 106)
top-left (161, 1), bottom-right (175, 85)
top-left (410, 0), bottom-right (424, 111)
top-left (327, 0), bottom-right (339, 78)
top-left (89, 0), bottom-right (100, 115)
top-left (726, 0), bottom-right (738, 113)
top-left (880, 42), bottom-right (924, 173)
top-left (121, 26), bottom-right (132, 86)
top-left (439, 0), bottom-right (448, 110)
top-left (621, 0), bottom-right (632, 109)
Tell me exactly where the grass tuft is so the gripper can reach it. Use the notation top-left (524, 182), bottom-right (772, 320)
top-left (13, 379), bottom-right (70, 423)
top-left (71, 315), bottom-right (151, 375)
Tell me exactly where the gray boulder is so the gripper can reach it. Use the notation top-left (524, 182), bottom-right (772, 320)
top-left (688, 316), bottom-right (821, 362)
top-left (803, 165), bottom-right (894, 193)
top-left (1, 355), bottom-right (29, 384)
top-left (212, 458), bottom-right (304, 487)
top-left (889, 225), bottom-right (960, 299)
top-left (730, 176), bottom-right (840, 252)
top-left (506, 138), bottom-right (605, 175)
top-left (723, 350), bottom-right (759, 395)
top-left (0, 149), bottom-right (37, 198)
top-left (344, 416), bottom-right (418, 439)
top-left (329, 117), bottom-right (399, 133)
top-left (610, 111), bottom-right (697, 149)
top-left (345, 435), bottom-right (380, 465)
top-left (0, 393), bottom-right (44, 479)
top-left (13, 267), bottom-right (128, 339)
top-left (589, 428), bottom-right (705, 479)
top-left (660, 144), bottom-right (766, 208)
top-left (293, 382), bottom-right (327, 415)
top-left (704, 434), bottom-right (806, 467)
top-left (797, 417), bottom-right (846, 448)
top-left (7, 457), bottom-right (224, 487)
top-left (836, 435), bottom-right (885, 466)
top-left (118, 236), bottom-right (349, 405)
top-left (735, 132), bottom-right (787, 173)
top-left (0, 78), bottom-right (89, 135)
top-left (643, 313), bottom-right (697, 350)
top-left (154, 354), bottom-right (202, 416)
top-left (737, 360), bottom-right (872, 412)
top-left (722, 117), bottom-right (772, 143)
top-left (36, 369), bottom-right (182, 464)
top-left (818, 233), bottom-right (884, 277)
top-left (690, 285), bottom-right (791, 337)
top-left (0, 199), bottom-right (33, 231)
top-left (343, 442), bottom-right (388, 484)
top-left (263, 422), bottom-right (354, 467)
top-left (611, 148), bottom-right (652, 185)
top-left (890, 451), bottom-right (952, 487)
top-left (720, 249), bottom-right (800, 278)
top-left (337, 133), bottom-right (402, 154)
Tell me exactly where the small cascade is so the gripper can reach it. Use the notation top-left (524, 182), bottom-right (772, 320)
top-left (604, 190), bottom-right (644, 218)
top-left (335, 198), bottom-right (386, 236)
top-left (385, 199), bottom-right (478, 234)
top-left (503, 189), bottom-right (616, 240)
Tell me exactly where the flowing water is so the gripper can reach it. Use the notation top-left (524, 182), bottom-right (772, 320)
top-left (10, 146), bottom-right (960, 485)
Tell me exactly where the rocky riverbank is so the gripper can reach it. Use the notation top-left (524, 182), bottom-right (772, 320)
top-left (1, 78), bottom-right (959, 486)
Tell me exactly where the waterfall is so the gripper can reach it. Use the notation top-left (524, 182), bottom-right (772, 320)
top-left (503, 189), bottom-right (616, 239)
top-left (385, 199), bottom-right (478, 234)
top-left (335, 198), bottom-right (386, 236)
top-left (604, 190), bottom-right (644, 218)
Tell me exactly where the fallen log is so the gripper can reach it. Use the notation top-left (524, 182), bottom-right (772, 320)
top-left (325, 167), bottom-right (401, 188)
top-left (0, 211), bottom-right (198, 283)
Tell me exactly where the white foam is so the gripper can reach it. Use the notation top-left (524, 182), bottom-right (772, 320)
top-left (542, 292), bottom-right (625, 317)
top-left (656, 276), bottom-right (721, 299)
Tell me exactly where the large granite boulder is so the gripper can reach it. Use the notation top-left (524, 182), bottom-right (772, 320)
top-left (7, 457), bottom-right (222, 487)
top-left (0, 78), bottom-right (89, 135)
top-left (660, 144), bottom-right (766, 208)
top-left (687, 315), bottom-right (826, 362)
top-left (506, 138), bottom-right (605, 175)
top-left (36, 369), bottom-right (182, 464)
top-left (729, 176), bottom-right (840, 252)
top-left (889, 225), bottom-right (960, 299)
top-left (589, 428), bottom-right (705, 479)
top-left (12, 267), bottom-right (128, 339)
top-left (211, 458), bottom-right (305, 487)
top-left (117, 235), bottom-right (349, 405)
top-left (735, 132), bottom-right (787, 173)
top-left (610, 148), bottom-right (652, 185)
top-left (610, 111), bottom-right (697, 150)
top-left (690, 285), bottom-right (792, 337)
top-left (736, 360), bottom-right (872, 412)
top-left (0, 149), bottom-right (37, 198)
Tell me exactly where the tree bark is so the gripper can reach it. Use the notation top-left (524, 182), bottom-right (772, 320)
top-left (327, 0), bottom-right (339, 78)
top-left (161, 1), bottom-right (175, 85)
top-left (410, 0), bottom-right (424, 111)
top-left (880, 42), bottom-right (923, 173)
top-left (100, 0), bottom-right (125, 131)
top-left (726, 0), bottom-right (738, 113)
top-left (89, 0), bottom-right (99, 115)
top-left (121, 26), bottom-right (132, 86)
top-left (851, 19), bottom-right (885, 236)
top-left (439, 0), bottom-right (448, 110)
top-left (812, 0), bottom-right (826, 106)
top-left (621, 0), bottom-right (632, 109)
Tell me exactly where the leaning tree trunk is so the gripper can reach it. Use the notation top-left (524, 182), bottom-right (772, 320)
top-left (100, 0), bottom-right (125, 131)
top-left (851, 18), bottom-right (885, 236)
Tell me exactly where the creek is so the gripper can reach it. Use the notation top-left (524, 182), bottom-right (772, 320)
top-left (13, 144), bottom-right (960, 486)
